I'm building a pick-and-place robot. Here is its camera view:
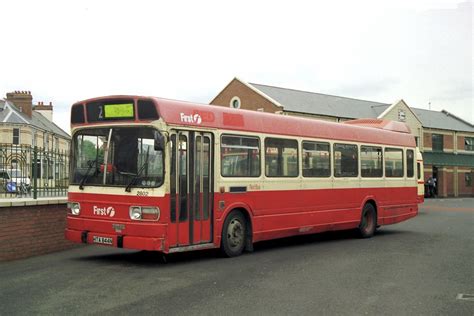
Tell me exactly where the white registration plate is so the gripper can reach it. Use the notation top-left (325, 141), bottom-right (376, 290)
top-left (92, 236), bottom-right (113, 245)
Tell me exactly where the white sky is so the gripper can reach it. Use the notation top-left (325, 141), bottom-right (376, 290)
top-left (1, 0), bottom-right (472, 134)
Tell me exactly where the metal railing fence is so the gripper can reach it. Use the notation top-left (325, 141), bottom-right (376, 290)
top-left (0, 144), bottom-right (69, 199)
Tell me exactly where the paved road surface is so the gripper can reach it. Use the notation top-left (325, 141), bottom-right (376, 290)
top-left (1, 198), bottom-right (473, 315)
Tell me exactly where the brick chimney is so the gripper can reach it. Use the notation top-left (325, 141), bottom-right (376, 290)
top-left (6, 91), bottom-right (33, 118)
top-left (34, 101), bottom-right (54, 122)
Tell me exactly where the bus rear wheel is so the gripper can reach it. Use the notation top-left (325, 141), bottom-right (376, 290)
top-left (221, 211), bottom-right (246, 257)
top-left (358, 203), bottom-right (376, 238)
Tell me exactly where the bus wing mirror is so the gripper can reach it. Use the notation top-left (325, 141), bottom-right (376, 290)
top-left (154, 131), bottom-right (165, 151)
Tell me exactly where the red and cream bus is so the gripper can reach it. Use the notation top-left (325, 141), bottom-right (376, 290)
top-left (66, 96), bottom-right (423, 257)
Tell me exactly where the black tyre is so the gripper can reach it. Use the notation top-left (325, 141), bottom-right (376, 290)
top-left (358, 203), bottom-right (376, 238)
top-left (221, 211), bottom-right (246, 257)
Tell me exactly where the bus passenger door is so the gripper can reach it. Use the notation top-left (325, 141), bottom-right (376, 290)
top-left (169, 131), bottom-right (213, 248)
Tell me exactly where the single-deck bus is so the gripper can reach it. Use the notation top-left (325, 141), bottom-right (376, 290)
top-left (66, 96), bottom-right (424, 257)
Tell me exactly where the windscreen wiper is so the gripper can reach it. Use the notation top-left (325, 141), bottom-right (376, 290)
top-left (125, 147), bottom-right (150, 192)
top-left (125, 162), bottom-right (148, 192)
top-left (79, 160), bottom-right (98, 190)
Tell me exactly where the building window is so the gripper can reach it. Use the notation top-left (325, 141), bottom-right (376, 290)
top-left (230, 96), bottom-right (241, 109)
top-left (13, 128), bottom-right (20, 145)
top-left (465, 137), bottom-right (474, 151)
top-left (32, 132), bottom-right (37, 147)
top-left (44, 135), bottom-right (49, 150)
top-left (466, 173), bottom-right (472, 187)
top-left (360, 146), bottom-right (383, 177)
top-left (221, 135), bottom-right (260, 177)
top-left (302, 141), bottom-right (330, 177)
top-left (398, 109), bottom-right (406, 122)
top-left (432, 134), bottom-right (443, 152)
top-left (334, 143), bottom-right (358, 177)
top-left (55, 138), bottom-right (59, 151)
top-left (265, 138), bottom-right (298, 177)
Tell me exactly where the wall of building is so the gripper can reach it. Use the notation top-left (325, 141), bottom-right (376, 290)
top-left (0, 124), bottom-right (69, 151)
top-left (210, 79), bottom-right (283, 113)
top-left (421, 128), bottom-right (474, 197)
top-left (0, 126), bottom-right (9, 144)
top-left (422, 128), bottom-right (456, 153)
top-left (0, 203), bottom-right (79, 261)
top-left (457, 133), bottom-right (474, 154)
top-left (458, 169), bottom-right (474, 196)
top-left (379, 100), bottom-right (423, 147)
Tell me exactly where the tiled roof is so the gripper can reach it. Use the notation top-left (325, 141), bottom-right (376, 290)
top-left (249, 83), bottom-right (390, 119)
top-left (248, 82), bottom-right (474, 132)
top-left (412, 108), bottom-right (474, 132)
top-left (0, 100), bottom-right (70, 138)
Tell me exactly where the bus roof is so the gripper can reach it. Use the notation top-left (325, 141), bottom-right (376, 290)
top-left (73, 95), bottom-right (416, 147)
top-left (152, 97), bottom-right (415, 147)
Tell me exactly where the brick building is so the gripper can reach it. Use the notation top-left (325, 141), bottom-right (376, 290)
top-left (1, 91), bottom-right (70, 151)
top-left (210, 78), bottom-right (474, 197)
top-left (0, 91), bottom-right (70, 190)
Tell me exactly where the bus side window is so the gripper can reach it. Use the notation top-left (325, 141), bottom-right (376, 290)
top-left (170, 135), bottom-right (177, 223)
top-left (361, 146), bottom-right (383, 177)
top-left (385, 148), bottom-right (404, 177)
top-left (302, 141), bottom-right (330, 177)
top-left (178, 134), bottom-right (188, 222)
top-left (265, 138), bottom-right (298, 177)
top-left (333, 143), bottom-right (358, 177)
top-left (407, 150), bottom-right (414, 178)
top-left (221, 135), bottom-right (260, 177)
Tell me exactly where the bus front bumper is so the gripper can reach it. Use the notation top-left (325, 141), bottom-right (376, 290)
top-left (65, 228), bottom-right (165, 251)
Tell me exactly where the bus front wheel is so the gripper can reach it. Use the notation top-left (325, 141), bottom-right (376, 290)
top-left (221, 211), bottom-right (246, 257)
top-left (358, 203), bottom-right (376, 238)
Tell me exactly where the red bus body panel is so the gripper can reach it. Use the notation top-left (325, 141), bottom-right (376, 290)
top-left (67, 95), bottom-right (420, 253)
top-left (67, 187), bottom-right (418, 253)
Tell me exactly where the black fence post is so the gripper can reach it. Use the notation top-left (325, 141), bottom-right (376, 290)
top-left (33, 146), bottom-right (38, 199)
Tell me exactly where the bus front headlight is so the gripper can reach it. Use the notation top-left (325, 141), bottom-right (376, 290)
top-left (129, 206), bottom-right (160, 221)
top-left (68, 202), bottom-right (81, 216)
top-left (129, 206), bottom-right (142, 220)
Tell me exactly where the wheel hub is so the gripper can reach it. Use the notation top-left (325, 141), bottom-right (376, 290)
top-left (227, 219), bottom-right (243, 248)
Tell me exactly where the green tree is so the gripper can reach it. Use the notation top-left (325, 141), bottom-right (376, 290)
top-left (81, 140), bottom-right (98, 163)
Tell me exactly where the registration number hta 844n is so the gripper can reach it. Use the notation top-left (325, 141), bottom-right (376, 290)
top-left (92, 236), bottom-right (113, 245)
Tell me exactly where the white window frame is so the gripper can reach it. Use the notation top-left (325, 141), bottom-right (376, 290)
top-left (230, 96), bottom-right (241, 109)
top-left (13, 128), bottom-right (20, 145)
